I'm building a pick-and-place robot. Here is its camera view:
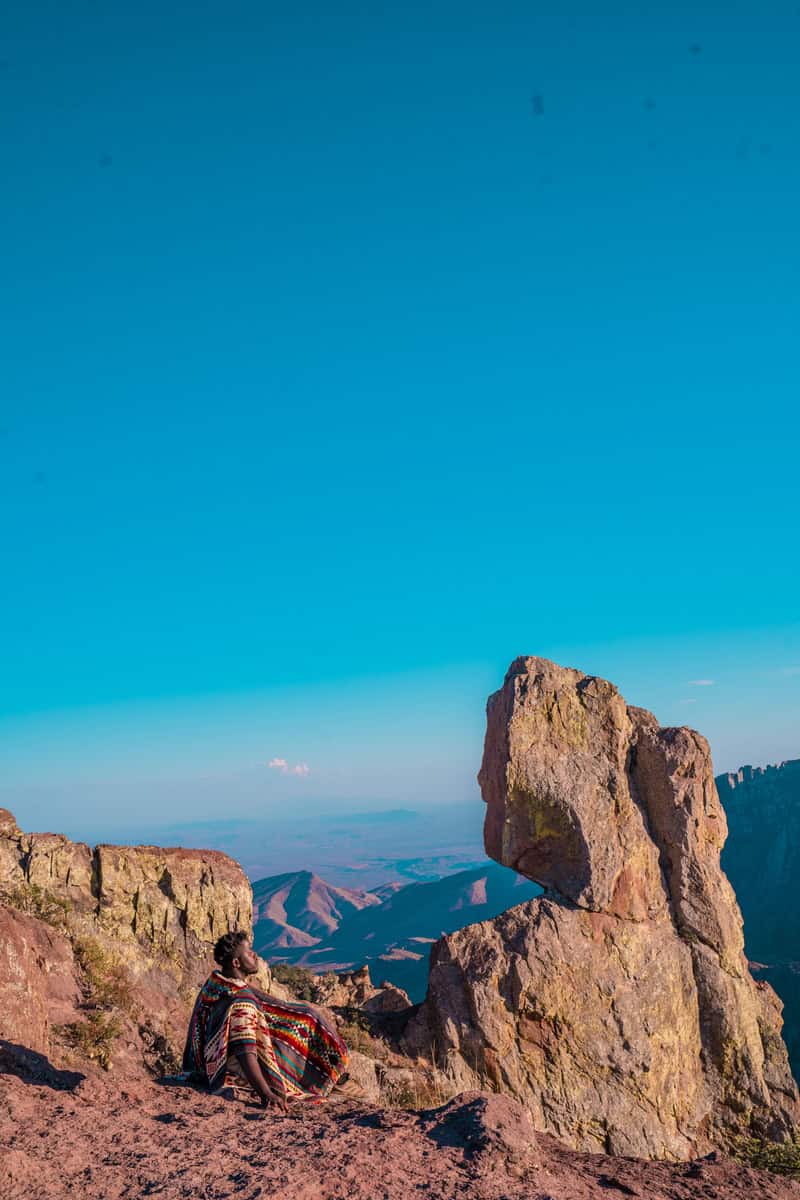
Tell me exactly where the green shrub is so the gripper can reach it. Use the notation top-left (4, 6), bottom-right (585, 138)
top-left (57, 1013), bottom-right (122, 1070)
top-left (72, 936), bottom-right (134, 1013)
top-left (270, 963), bottom-right (317, 1001)
top-left (733, 1134), bottom-right (800, 1179)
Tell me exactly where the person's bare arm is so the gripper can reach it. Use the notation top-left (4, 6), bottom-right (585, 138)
top-left (235, 1050), bottom-right (287, 1111)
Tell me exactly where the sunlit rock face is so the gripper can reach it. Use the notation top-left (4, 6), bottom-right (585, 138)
top-left (0, 816), bottom-right (262, 977)
top-left (0, 811), bottom-right (271, 1073)
top-left (0, 903), bottom-right (82, 1055)
top-left (479, 661), bottom-right (669, 921)
top-left (406, 658), bottom-right (799, 1159)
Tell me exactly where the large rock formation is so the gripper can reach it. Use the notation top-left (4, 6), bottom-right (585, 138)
top-left (0, 904), bottom-right (83, 1056)
top-left (406, 657), bottom-right (800, 1159)
top-left (0, 808), bottom-right (271, 1072)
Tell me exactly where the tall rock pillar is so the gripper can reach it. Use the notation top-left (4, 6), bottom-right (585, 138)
top-left (407, 657), bottom-right (799, 1158)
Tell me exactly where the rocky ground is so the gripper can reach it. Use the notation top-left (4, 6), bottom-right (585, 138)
top-left (1, 1050), bottom-right (798, 1200)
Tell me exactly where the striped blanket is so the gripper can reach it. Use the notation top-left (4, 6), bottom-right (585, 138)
top-left (182, 972), bottom-right (349, 1100)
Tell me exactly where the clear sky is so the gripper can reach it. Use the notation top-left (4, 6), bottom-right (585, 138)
top-left (2, 1), bottom-right (799, 838)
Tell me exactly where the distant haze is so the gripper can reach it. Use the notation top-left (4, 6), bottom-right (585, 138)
top-left (83, 805), bottom-right (488, 891)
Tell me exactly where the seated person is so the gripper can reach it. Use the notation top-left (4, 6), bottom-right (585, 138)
top-left (183, 930), bottom-right (349, 1108)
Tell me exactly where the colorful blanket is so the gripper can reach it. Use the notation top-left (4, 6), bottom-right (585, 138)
top-left (182, 972), bottom-right (349, 1100)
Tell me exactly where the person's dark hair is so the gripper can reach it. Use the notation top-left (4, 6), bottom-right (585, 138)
top-left (213, 929), bottom-right (248, 969)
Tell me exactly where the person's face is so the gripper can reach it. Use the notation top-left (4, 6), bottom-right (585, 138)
top-left (231, 940), bottom-right (259, 976)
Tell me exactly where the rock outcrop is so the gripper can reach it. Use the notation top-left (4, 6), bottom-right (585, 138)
top-left (311, 963), bottom-right (412, 1013)
top-left (0, 809), bottom-right (271, 1073)
top-left (0, 905), bottom-right (82, 1055)
top-left (406, 658), bottom-right (800, 1159)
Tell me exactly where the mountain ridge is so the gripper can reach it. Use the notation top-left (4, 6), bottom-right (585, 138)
top-left (253, 861), bottom-right (541, 999)
top-left (252, 870), bottom-right (381, 951)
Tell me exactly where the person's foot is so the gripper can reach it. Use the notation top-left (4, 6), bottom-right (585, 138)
top-left (330, 1074), bottom-right (366, 1100)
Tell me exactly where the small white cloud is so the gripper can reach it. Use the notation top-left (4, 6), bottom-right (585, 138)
top-left (680, 698), bottom-right (697, 705)
top-left (266, 757), bottom-right (310, 777)
top-left (688, 679), bottom-right (714, 687)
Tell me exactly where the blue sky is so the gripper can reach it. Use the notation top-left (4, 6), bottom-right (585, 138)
top-left (1, 1), bottom-right (799, 837)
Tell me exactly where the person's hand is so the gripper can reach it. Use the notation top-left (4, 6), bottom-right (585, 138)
top-left (261, 1087), bottom-right (288, 1113)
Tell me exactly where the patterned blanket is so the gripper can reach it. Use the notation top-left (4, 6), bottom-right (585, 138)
top-left (183, 971), bottom-right (349, 1100)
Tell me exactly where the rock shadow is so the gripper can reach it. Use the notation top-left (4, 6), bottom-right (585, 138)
top-left (0, 1041), bottom-right (85, 1091)
top-left (155, 1073), bottom-right (207, 1091)
top-left (418, 1092), bottom-right (537, 1162)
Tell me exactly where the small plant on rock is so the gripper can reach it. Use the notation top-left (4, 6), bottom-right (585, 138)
top-left (72, 936), bottom-right (134, 1014)
top-left (0, 883), bottom-right (72, 930)
top-left (338, 1014), bottom-right (392, 1062)
top-left (57, 1013), bottom-right (123, 1071)
top-left (270, 963), bottom-right (317, 1001)
top-left (55, 935), bottom-right (136, 1069)
top-left (732, 1134), bottom-right (800, 1180)
top-left (139, 1021), bottom-right (182, 1076)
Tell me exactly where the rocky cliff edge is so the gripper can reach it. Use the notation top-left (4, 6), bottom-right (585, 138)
top-left (0, 808), bottom-right (271, 1073)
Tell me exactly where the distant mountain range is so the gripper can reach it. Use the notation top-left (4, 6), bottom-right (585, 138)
top-left (252, 871), bottom-right (381, 949)
top-left (253, 862), bottom-right (541, 1000)
top-left (142, 804), bottom-right (487, 890)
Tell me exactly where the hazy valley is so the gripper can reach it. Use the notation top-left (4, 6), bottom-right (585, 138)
top-left (251, 863), bottom-right (542, 1000)
top-left (234, 758), bottom-right (800, 1038)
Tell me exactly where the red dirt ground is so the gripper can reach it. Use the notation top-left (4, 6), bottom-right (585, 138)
top-left (1, 1054), bottom-right (798, 1200)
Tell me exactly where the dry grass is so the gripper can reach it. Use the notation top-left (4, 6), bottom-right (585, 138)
top-left (0, 883), bottom-right (72, 930)
top-left (338, 1015), bottom-right (395, 1063)
top-left (380, 1068), bottom-right (458, 1111)
top-left (72, 935), bottom-right (134, 1014)
top-left (54, 936), bottom-right (137, 1069)
top-left (138, 1021), bottom-right (182, 1076)
top-left (337, 1013), bottom-right (459, 1111)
